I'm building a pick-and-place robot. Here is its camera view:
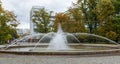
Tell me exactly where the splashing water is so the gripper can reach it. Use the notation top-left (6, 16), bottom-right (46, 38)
top-left (75, 33), bottom-right (119, 45)
top-left (47, 24), bottom-right (70, 50)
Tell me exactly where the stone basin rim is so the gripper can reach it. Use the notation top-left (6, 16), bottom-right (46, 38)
top-left (0, 44), bottom-right (120, 55)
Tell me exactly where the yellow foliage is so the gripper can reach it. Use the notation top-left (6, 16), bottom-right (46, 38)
top-left (105, 31), bottom-right (118, 40)
top-left (54, 12), bottom-right (87, 33)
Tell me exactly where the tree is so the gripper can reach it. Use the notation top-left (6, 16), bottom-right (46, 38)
top-left (111, 0), bottom-right (120, 42)
top-left (76, 0), bottom-right (98, 33)
top-left (0, 1), bottom-right (18, 44)
top-left (105, 31), bottom-right (118, 41)
top-left (111, 15), bottom-right (120, 42)
top-left (93, 0), bottom-right (114, 24)
top-left (32, 8), bottom-right (53, 33)
top-left (68, 7), bottom-right (87, 33)
top-left (93, 0), bottom-right (120, 42)
top-left (53, 13), bottom-right (70, 32)
top-left (112, 0), bottom-right (120, 14)
top-left (69, 0), bottom-right (120, 42)
top-left (54, 12), bottom-right (86, 33)
top-left (94, 0), bottom-right (114, 33)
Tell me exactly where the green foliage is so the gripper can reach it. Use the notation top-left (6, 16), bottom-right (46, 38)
top-left (111, 15), bottom-right (120, 42)
top-left (93, 0), bottom-right (114, 23)
top-left (112, 15), bottom-right (120, 32)
top-left (32, 8), bottom-right (53, 33)
top-left (68, 7), bottom-right (87, 33)
top-left (77, 0), bottom-right (98, 33)
top-left (112, 0), bottom-right (120, 14)
top-left (0, 3), bottom-right (18, 44)
top-left (69, 0), bottom-right (120, 42)
top-left (68, 7), bottom-right (82, 21)
top-left (5, 34), bottom-right (12, 41)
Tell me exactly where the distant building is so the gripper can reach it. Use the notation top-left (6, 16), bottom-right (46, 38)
top-left (17, 29), bottom-right (30, 36)
top-left (30, 6), bottom-right (54, 34)
top-left (30, 6), bottom-right (44, 34)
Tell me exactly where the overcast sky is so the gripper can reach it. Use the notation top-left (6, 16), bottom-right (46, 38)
top-left (1, 0), bottom-right (77, 29)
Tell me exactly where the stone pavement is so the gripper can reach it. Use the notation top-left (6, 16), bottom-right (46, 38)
top-left (0, 44), bottom-right (120, 64)
top-left (0, 53), bottom-right (120, 64)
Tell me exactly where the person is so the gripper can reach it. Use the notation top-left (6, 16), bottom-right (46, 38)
top-left (28, 38), bottom-right (32, 42)
top-left (7, 40), bottom-right (11, 44)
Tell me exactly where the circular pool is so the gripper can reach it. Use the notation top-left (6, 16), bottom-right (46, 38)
top-left (0, 43), bottom-right (120, 55)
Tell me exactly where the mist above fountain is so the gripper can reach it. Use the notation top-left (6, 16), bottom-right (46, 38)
top-left (47, 24), bottom-right (70, 50)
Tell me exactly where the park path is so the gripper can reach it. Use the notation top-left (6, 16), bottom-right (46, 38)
top-left (0, 53), bottom-right (120, 64)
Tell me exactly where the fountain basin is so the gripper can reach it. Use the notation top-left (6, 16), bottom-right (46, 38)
top-left (0, 43), bottom-right (120, 55)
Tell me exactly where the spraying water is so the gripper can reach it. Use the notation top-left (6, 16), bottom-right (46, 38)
top-left (75, 33), bottom-right (119, 45)
top-left (47, 24), bottom-right (70, 50)
top-left (67, 33), bottom-right (80, 43)
top-left (29, 32), bottom-right (54, 51)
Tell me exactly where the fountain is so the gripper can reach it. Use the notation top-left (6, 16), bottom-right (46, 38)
top-left (47, 24), bottom-right (70, 50)
top-left (0, 24), bottom-right (120, 55)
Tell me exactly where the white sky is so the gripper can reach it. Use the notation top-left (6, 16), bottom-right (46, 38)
top-left (1, 0), bottom-right (77, 29)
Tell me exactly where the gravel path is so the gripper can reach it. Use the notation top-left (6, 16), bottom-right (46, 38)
top-left (0, 53), bottom-right (120, 64)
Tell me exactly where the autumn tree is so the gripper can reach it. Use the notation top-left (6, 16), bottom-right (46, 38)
top-left (68, 7), bottom-right (87, 33)
top-left (0, 1), bottom-right (18, 44)
top-left (69, 0), bottom-right (120, 42)
top-left (105, 31), bottom-right (118, 41)
top-left (92, 0), bottom-right (120, 42)
top-left (93, 0), bottom-right (114, 35)
top-left (54, 12), bottom-right (87, 33)
top-left (53, 13), bottom-right (70, 32)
